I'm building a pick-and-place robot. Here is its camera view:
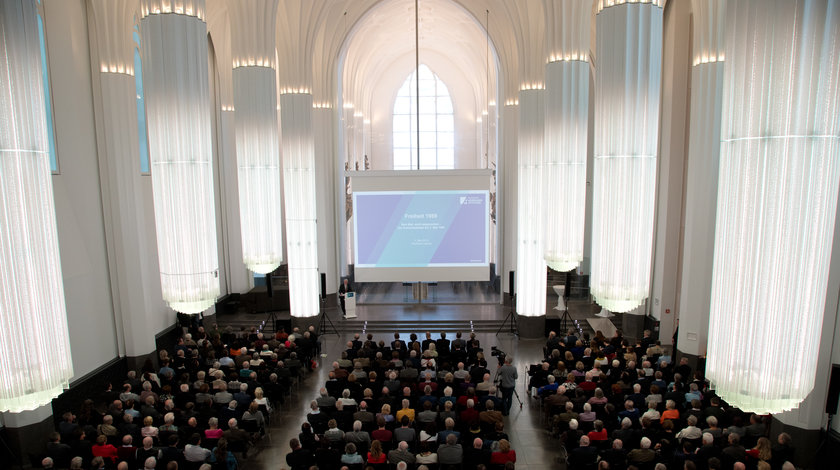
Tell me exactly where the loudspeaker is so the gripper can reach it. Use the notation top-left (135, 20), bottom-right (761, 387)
top-left (266, 273), bottom-right (273, 297)
top-left (509, 271), bottom-right (515, 296)
top-left (320, 273), bottom-right (327, 300)
top-left (275, 318), bottom-right (292, 334)
top-left (545, 318), bottom-right (562, 337)
top-left (826, 364), bottom-right (840, 414)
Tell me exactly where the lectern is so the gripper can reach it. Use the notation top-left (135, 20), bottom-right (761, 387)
top-left (344, 291), bottom-right (357, 318)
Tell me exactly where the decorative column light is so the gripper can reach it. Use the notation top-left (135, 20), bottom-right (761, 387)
top-left (543, 0), bottom-right (592, 272)
top-left (280, 93), bottom-right (320, 317)
top-left (707, 0), bottom-right (840, 414)
top-left (591, 0), bottom-right (663, 313)
top-left (140, 0), bottom-right (219, 313)
top-left (229, 0), bottom-right (283, 274)
top-left (276, 0), bottom-right (322, 318)
top-left (0, 0), bottom-right (73, 412)
top-left (516, 87), bottom-right (547, 317)
top-left (510, 1), bottom-right (547, 318)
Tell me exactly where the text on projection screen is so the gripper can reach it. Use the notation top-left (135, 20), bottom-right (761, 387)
top-left (353, 190), bottom-right (490, 282)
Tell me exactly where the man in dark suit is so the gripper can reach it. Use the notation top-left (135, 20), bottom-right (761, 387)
top-left (436, 332), bottom-right (451, 357)
top-left (422, 332), bottom-right (435, 352)
top-left (285, 438), bottom-right (314, 470)
top-left (338, 278), bottom-right (352, 315)
top-left (391, 333), bottom-right (407, 357)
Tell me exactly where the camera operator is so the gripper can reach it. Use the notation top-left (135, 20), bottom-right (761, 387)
top-left (497, 355), bottom-right (518, 416)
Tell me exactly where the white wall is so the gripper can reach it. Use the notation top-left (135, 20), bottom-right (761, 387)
top-left (45, 0), bottom-right (119, 379)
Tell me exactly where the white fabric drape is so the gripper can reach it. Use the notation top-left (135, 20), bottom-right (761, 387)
top-left (280, 93), bottom-right (320, 317)
top-left (707, 0), bottom-right (840, 414)
top-left (591, 1), bottom-right (663, 312)
top-left (516, 89), bottom-right (547, 317)
top-left (230, 0), bottom-right (283, 274)
top-left (0, 0), bottom-right (73, 412)
top-left (543, 0), bottom-right (592, 273)
top-left (141, 0), bottom-right (220, 313)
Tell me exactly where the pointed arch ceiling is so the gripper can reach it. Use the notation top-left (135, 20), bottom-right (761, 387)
top-left (341, 0), bottom-right (499, 117)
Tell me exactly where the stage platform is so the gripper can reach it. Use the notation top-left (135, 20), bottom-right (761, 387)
top-left (210, 294), bottom-right (617, 339)
top-left (354, 280), bottom-right (500, 304)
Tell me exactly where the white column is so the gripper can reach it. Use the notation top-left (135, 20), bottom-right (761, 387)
top-left (591, 0), bottom-right (664, 313)
top-left (229, 0), bottom-right (283, 275)
top-left (674, 0), bottom-right (725, 352)
top-left (516, 88), bottom-right (547, 317)
top-left (543, 0), bottom-right (592, 273)
top-left (707, 0), bottom-right (840, 414)
top-left (280, 93), bottom-right (320, 317)
top-left (140, 0), bottom-right (220, 314)
top-left (0, 0), bottom-right (73, 412)
top-left (89, 0), bottom-right (168, 359)
top-left (649, 0), bottom-right (690, 335)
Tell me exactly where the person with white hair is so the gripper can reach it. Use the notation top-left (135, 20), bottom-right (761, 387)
top-left (627, 437), bottom-right (656, 466)
top-left (598, 438), bottom-right (626, 470)
top-left (676, 414), bottom-right (703, 442)
top-left (387, 441), bottom-right (416, 465)
top-left (344, 420), bottom-right (371, 454)
top-left (437, 433), bottom-right (463, 466)
top-left (41, 457), bottom-right (54, 469)
top-left (559, 418), bottom-right (583, 451)
top-left (580, 402), bottom-right (597, 424)
top-left (223, 418), bottom-right (250, 447)
top-left (538, 374), bottom-right (558, 395)
top-left (568, 435), bottom-right (599, 468)
top-left (135, 436), bottom-right (160, 467)
top-left (696, 432), bottom-right (721, 464)
top-left (143, 457), bottom-right (157, 470)
top-left (642, 400), bottom-right (661, 422)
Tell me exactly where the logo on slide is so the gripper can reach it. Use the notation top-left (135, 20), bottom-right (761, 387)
top-left (460, 197), bottom-right (466, 204)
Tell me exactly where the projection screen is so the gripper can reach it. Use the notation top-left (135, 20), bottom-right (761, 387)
top-left (350, 170), bottom-right (492, 282)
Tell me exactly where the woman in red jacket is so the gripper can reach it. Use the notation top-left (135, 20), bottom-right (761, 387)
top-left (91, 434), bottom-right (118, 464)
top-left (490, 439), bottom-right (517, 465)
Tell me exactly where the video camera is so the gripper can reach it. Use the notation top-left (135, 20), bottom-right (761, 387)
top-left (491, 346), bottom-right (506, 366)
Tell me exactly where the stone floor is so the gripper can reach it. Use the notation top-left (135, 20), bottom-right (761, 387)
top-left (235, 305), bottom-right (568, 470)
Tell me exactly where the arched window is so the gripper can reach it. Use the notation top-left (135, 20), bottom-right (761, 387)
top-left (392, 64), bottom-right (454, 170)
top-left (36, 5), bottom-right (58, 172)
top-left (133, 24), bottom-right (150, 174)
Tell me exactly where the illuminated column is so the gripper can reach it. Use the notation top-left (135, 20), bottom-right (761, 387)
top-left (676, 0), bottom-right (725, 355)
top-left (229, 0), bottom-right (283, 274)
top-left (543, 0), bottom-right (592, 272)
top-left (591, 0), bottom-right (663, 312)
top-left (140, 0), bottom-right (219, 313)
top-left (280, 93), bottom-right (320, 317)
top-left (0, 0), bottom-right (73, 412)
top-left (707, 0), bottom-right (840, 414)
top-left (516, 88), bottom-right (546, 317)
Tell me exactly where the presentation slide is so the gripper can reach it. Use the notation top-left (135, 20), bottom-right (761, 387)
top-left (353, 190), bottom-right (489, 281)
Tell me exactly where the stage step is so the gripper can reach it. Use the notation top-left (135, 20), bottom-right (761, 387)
top-left (213, 315), bottom-right (518, 336)
top-left (326, 319), bottom-right (516, 334)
